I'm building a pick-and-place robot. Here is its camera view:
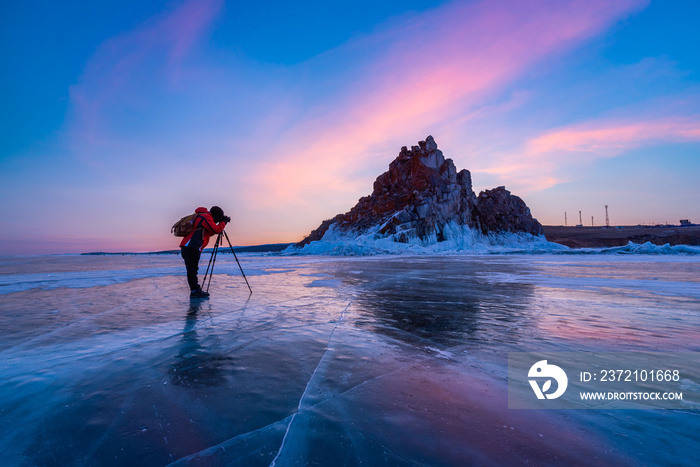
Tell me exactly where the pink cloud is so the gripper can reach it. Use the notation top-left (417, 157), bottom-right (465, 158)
top-left (250, 0), bottom-right (647, 223)
top-left (67, 0), bottom-right (223, 150)
top-left (476, 114), bottom-right (700, 193)
top-left (527, 117), bottom-right (700, 155)
top-left (90, 0), bottom-right (222, 86)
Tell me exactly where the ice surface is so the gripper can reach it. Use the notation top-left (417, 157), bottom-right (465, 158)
top-left (1, 253), bottom-right (699, 465)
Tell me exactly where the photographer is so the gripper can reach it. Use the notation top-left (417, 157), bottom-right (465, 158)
top-left (180, 206), bottom-right (230, 299)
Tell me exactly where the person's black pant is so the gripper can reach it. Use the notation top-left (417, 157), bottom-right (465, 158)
top-left (181, 246), bottom-right (201, 291)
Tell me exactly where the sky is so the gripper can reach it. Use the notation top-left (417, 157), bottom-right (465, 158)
top-left (1, 0), bottom-right (699, 254)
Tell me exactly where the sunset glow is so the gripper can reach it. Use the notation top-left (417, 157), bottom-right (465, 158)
top-left (2, 0), bottom-right (699, 254)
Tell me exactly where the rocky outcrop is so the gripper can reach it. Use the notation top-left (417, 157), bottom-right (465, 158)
top-left (476, 186), bottom-right (543, 235)
top-left (297, 136), bottom-right (542, 247)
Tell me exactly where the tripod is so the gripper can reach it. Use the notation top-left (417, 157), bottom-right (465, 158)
top-left (201, 231), bottom-right (252, 294)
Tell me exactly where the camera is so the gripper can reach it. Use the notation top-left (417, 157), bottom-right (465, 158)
top-left (221, 215), bottom-right (231, 223)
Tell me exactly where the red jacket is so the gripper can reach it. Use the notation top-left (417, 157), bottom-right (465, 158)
top-left (179, 207), bottom-right (227, 251)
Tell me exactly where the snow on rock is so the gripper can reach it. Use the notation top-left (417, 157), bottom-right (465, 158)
top-left (294, 136), bottom-right (545, 254)
top-left (292, 222), bottom-right (566, 256)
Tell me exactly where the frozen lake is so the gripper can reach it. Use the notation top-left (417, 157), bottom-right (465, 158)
top-left (1, 253), bottom-right (699, 465)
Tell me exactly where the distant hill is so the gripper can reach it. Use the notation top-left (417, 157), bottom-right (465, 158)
top-left (82, 243), bottom-right (294, 256)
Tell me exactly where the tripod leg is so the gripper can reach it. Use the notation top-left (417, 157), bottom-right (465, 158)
top-left (202, 233), bottom-right (221, 293)
top-left (204, 242), bottom-right (218, 293)
top-left (223, 230), bottom-right (252, 294)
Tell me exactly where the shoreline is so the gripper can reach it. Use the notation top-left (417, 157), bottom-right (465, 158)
top-left (544, 225), bottom-right (700, 248)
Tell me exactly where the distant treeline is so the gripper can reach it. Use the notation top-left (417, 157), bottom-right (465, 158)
top-left (82, 243), bottom-right (294, 256)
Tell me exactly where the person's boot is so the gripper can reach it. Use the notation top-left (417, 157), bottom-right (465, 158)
top-left (190, 287), bottom-right (210, 299)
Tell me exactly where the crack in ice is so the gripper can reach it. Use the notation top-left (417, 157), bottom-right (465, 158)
top-left (269, 300), bottom-right (351, 466)
top-left (167, 365), bottom-right (409, 466)
top-left (166, 414), bottom-right (295, 466)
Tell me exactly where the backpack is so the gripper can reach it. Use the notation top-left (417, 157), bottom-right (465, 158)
top-left (171, 213), bottom-right (199, 237)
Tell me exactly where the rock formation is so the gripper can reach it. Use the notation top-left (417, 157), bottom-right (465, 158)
top-left (297, 136), bottom-right (542, 247)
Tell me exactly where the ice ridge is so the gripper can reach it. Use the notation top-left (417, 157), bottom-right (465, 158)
top-left (287, 225), bottom-right (700, 256)
top-left (289, 222), bottom-right (566, 256)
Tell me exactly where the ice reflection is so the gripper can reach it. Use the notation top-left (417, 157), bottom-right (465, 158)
top-left (168, 302), bottom-right (231, 388)
top-left (331, 257), bottom-right (537, 349)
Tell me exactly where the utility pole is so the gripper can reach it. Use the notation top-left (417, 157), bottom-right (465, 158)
top-left (591, 216), bottom-right (594, 226)
top-left (578, 211), bottom-right (583, 227)
top-left (565, 212), bottom-right (568, 226)
top-left (605, 205), bottom-right (610, 227)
